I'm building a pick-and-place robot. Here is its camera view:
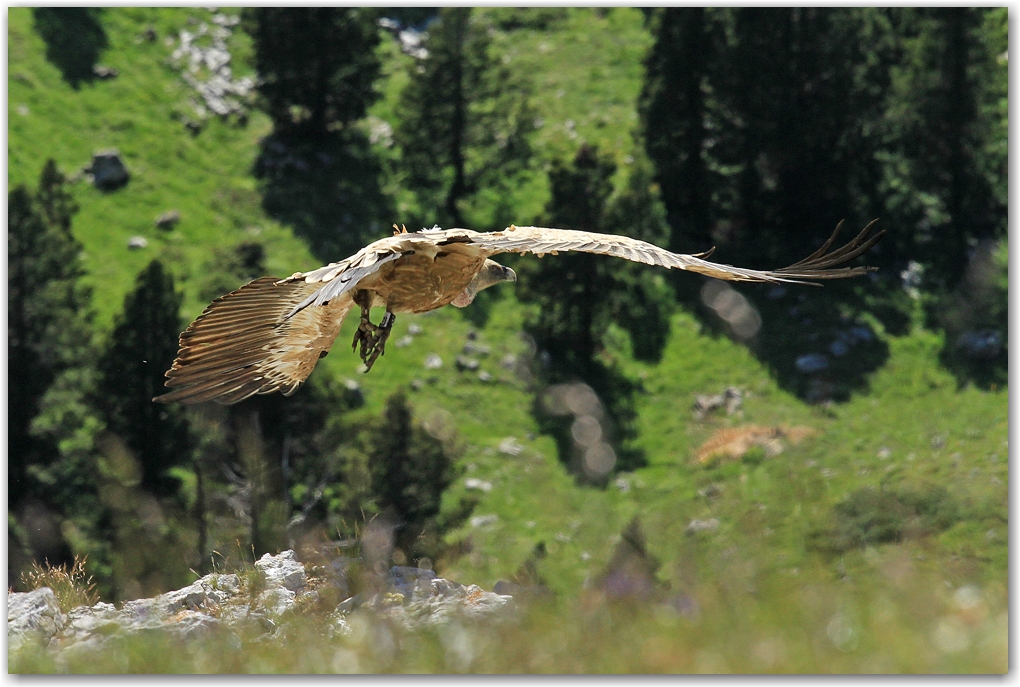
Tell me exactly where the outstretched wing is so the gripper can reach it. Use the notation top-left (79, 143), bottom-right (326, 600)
top-left (154, 277), bottom-right (354, 405)
top-left (469, 220), bottom-right (883, 284)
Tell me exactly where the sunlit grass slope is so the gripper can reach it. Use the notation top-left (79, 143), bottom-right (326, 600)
top-left (8, 7), bottom-right (319, 331)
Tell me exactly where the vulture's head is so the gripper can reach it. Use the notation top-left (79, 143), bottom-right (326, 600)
top-left (451, 259), bottom-right (517, 307)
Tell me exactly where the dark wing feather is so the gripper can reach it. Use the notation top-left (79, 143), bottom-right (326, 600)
top-left (773, 219), bottom-right (884, 277)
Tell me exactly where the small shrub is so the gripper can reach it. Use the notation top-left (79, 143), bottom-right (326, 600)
top-left (811, 485), bottom-right (960, 553)
top-left (20, 556), bottom-right (99, 612)
top-left (235, 562), bottom-right (267, 609)
top-left (741, 445), bottom-right (767, 467)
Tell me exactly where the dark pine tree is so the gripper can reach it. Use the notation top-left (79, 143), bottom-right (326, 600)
top-left (96, 261), bottom-right (189, 496)
top-left (642, 8), bottom-right (895, 270)
top-left (368, 391), bottom-right (458, 557)
top-left (9, 160), bottom-right (94, 511)
top-left (882, 7), bottom-right (1007, 290)
top-left (724, 8), bottom-right (891, 266)
top-left (243, 8), bottom-right (381, 137)
top-left (640, 8), bottom-right (718, 254)
top-left (515, 145), bottom-right (673, 479)
top-left (396, 8), bottom-right (533, 228)
top-left (639, 8), bottom-right (910, 401)
top-left (517, 145), bottom-right (673, 375)
top-left (246, 8), bottom-right (392, 264)
top-left (517, 145), bottom-right (618, 374)
top-left (881, 8), bottom-right (1007, 385)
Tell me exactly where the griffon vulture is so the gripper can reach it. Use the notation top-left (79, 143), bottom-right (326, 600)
top-left (154, 221), bottom-right (883, 405)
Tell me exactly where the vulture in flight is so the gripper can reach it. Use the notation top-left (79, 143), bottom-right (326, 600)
top-left (154, 221), bottom-right (883, 405)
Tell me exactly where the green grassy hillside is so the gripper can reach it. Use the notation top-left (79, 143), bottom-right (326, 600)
top-left (9, 8), bottom-right (317, 331)
top-left (8, 7), bottom-right (1007, 673)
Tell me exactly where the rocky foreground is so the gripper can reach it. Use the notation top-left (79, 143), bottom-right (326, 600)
top-left (8, 551), bottom-right (515, 664)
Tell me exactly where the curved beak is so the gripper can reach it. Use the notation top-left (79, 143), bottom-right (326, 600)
top-left (502, 266), bottom-right (517, 283)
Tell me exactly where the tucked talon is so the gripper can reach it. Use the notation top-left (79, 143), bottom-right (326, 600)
top-left (350, 292), bottom-right (396, 370)
top-left (364, 310), bottom-right (395, 370)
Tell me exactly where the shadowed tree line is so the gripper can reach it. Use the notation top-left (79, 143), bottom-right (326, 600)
top-left (640, 7), bottom-right (1007, 393)
top-left (394, 7), bottom-right (535, 230)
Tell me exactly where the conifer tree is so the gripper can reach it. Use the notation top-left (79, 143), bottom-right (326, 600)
top-left (368, 391), bottom-right (458, 554)
top-left (641, 8), bottom-right (890, 268)
top-left (396, 8), bottom-right (534, 227)
top-left (639, 8), bottom-right (718, 252)
top-left (882, 7), bottom-right (1007, 289)
top-left (243, 8), bottom-right (381, 137)
top-left (516, 145), bottom-right (673, 374)
top-left (515, 145), bottom-right (673, 477)
top-left (96, 261), bottom-right (189, 495)
top-left (9, 161), bottom-right (96, 510)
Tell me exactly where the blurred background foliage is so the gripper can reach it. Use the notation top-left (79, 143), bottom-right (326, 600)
top-left (7, 7), bottom-right (1007, 672)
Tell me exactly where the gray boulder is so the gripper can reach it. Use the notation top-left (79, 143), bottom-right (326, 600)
top-left (342, 566), bottom-right (514, 631)
top-left (85, 149), bottom-right (130, 190)
top-left (7, 588), bottom-right (66, 652)
top-left (92, 65), bottom-right (119, 80)
top-left (255, 549), bottom-right (306, 592)
top-left (154, 210), bottom-right (181, 230)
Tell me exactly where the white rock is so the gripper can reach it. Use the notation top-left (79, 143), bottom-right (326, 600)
top-left (256, 549), bottom-right (306, 591)
top-left (8, 588), bottom-right (66, 651)
top-left (11, 551), bottom-right (516, 662)
top-left (498, 437), bottom-right (524, 456)
top-left (685, 518), bottom-right (720, 534)
top-left (158, 573), bottom-right (240, 613)
top-left (470, 514), bottom-right (498, 528)
top-left (258, 587), bottom-right (296, 617)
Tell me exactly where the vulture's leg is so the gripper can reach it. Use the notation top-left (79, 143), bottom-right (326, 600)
top-left (351, 291), bottom-right (396, 371)
top-left (364, 312), bottom-right (395, 370)
top-left (352, 291), bottom-right (377, 360)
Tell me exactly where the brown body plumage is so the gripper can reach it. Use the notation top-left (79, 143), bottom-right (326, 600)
top-left (357, 241), bottom-right (488, 313)
top-left (155, 221), bottom-right (883, 405)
